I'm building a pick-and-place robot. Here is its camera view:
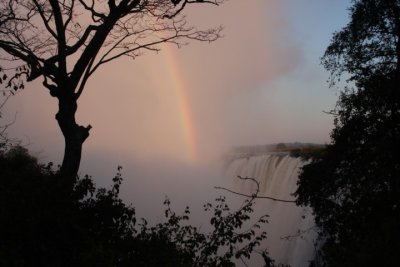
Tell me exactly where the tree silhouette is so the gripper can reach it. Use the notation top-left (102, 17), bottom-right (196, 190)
top-left (322, 0), bottom-right (400, 87)
top-left (0, 0), bottom-right (224, 180)
top-left (296, 1), bottom-right (400, 265)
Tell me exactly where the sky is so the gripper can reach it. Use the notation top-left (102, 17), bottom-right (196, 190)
top-left (3, 0), bottom-right (351, 217)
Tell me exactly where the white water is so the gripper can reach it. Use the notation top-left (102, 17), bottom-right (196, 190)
top-left (225, 154), bottom-right (317, 267)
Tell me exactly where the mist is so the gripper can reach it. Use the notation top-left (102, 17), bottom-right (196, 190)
top-left (2, 0), bottom-right (347, 226)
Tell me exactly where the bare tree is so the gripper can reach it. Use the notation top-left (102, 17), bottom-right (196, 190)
top-left (0, 0), bottom-right (224, 181)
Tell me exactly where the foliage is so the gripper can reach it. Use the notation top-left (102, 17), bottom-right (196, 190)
top-left (296, 76), bottom-right (400, 266)
top-left (296, 1), bottom-right (400, 266)
top-left (0, 145), bottom-right (271, 266)
top-left (322, 0), bottom-right (400, 88)
top-left (289, 146), bottom-right (326, 161)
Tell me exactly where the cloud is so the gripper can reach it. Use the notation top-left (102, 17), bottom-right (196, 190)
top-left (180, 0), bottom-right (304, 93)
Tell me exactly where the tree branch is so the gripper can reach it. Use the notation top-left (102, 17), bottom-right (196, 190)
top-left (78, 0), bottom-right (107, 22)
top-left (67, 24), bottom-right (99, 54)
top-left (215, 176), bottom-right (297, 203)
top-left (31, 0), bottom-right (58, 39)
top-left (49, 0), bottom-right (67, 77)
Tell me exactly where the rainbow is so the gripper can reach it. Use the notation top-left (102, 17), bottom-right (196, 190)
top-left (162, 46), bottom-right (198, 163)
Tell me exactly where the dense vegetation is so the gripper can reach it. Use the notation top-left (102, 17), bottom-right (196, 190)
top-left (0, 144), bottom-right (276, 266)
top-left (296, 1), bottom-right (400, 266)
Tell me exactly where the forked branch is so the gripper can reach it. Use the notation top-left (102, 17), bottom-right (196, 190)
top-left (215, 176), bottom-right (297, 203)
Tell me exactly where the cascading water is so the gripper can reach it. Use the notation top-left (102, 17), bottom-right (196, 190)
top-left (224, 153), bottom-right (317, 267)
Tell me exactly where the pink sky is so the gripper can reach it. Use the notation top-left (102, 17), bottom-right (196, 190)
top-left (3, 0), bottom-right (349, 217)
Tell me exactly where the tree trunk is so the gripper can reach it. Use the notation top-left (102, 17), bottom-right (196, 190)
top-left (56, 94), bottom-right (91, 182)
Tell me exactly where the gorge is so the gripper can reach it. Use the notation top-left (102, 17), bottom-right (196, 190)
top-left (224, 145), bottom-right (320, 266)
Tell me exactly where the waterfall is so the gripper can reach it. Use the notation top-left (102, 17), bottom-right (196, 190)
top-left (225, 153), bottom-right (317, 267)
